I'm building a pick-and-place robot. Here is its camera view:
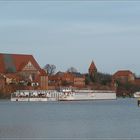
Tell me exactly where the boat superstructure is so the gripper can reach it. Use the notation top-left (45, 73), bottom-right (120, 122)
top-left (11, 88), bottom-right (116, 101)
top-left (11, 90), bottom-right (63, 101)
top-left (59, 89), bottom-right (116, 101)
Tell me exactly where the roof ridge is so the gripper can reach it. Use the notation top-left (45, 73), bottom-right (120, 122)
top-left (0, 53), bottom-right (33, 56)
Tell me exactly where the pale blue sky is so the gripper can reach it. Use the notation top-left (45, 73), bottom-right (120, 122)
top-left (0, 1), bottom-right (140, 75)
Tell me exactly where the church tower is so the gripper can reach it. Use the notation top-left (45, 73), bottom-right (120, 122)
top-left (88, 61), bottom-right (97, 77)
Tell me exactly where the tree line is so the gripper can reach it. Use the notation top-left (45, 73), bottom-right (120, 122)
top-left (44, 64), bottom-right (78, 75)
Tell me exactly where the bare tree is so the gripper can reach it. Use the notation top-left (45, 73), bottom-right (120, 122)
top-left (67, 67), bottom-right (77, 73)
top-left (44, 64), bottom-right (56, 75)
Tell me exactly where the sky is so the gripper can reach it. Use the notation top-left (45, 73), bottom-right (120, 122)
top-left (0, 1), bottom-right (140, 75)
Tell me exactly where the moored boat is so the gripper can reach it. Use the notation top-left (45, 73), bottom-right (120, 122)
top-left (11, 89), bottom-right (116, 101)
top-left (59, 89), bottom-right (116, 101)
top-left (134, 92), bottom-right (140, 98)
top-left (11, 90), bottom-right (61, 101)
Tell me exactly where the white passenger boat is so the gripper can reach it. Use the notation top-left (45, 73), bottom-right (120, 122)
top-left (11, 90), bottom-right (61, 102)
top-left (59, 89), bottom-right (116, 101)
top-left (11, 89), bottom-right (116, 101)
top-left (134, 92), bottom-right (140, 98)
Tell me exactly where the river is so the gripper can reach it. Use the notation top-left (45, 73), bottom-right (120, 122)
top-left (0, 98), bottom-right (140, 140)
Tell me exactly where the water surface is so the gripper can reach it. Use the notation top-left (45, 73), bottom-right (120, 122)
top-left (0, 98), bottom-right (140, 140)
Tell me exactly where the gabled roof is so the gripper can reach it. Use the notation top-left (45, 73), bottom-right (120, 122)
top-left (12, 54), bottom-right (41, 71)
top-left (0, 53), bottom-right (41, 73)
top-left (113, 70), bottom-right (134, 77)
top-left (89, 61), bottom-right (97, 70)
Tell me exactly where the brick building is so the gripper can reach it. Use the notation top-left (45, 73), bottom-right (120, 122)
top-left (88, 61), bottom-right (97, 77)
top-left (113, 70), bottom-right (135, 83)
top-left (48, 72), bottom-right (85, 89)
top-left (72, 72), bottom-right (85, 88)
top-left (0, 53), bottom-right (48, 90)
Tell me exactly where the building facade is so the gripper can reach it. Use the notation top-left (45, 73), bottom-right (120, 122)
top-left (113, 70), bottom-right (135, 83)
top-left (0, 53), bottom-right (48, 91)
top-left (48, 72), bottom-right (85, 89)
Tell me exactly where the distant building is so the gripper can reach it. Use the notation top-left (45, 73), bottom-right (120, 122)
top-left (48, 72), bottom-right (85, 89)
top-left (38, 69), bottom-right (48, 90)
top-left (88, 61), bottom-right (97, 77)
top-left (48, 72), bottom-right (72, 88)
top-left (113, 70), bottom-right (135, 83)
top-left (0, 53), bottom-right (48, 90)
top-left (72, 72), bottom-right (85, 87)
top-left (61, 72), bottom-right (74, 86)
top-left (133, 76), bottom-right (140, 87)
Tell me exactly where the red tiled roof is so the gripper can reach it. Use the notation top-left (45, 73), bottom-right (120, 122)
top-left (113, 70), bottom-right (134, 77)
top-left (12, 54), bottom-right (41, 71)
top-left (0, 53), bottom-right (41, 73)
top-left (18, 61), bottom-right (29, 71)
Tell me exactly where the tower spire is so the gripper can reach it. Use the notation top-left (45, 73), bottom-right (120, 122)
top-left (88, 60), bottom-right (97, 76)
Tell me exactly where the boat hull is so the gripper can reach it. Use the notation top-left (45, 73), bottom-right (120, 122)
top-left (11, 98), bottom-right (48, 102)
